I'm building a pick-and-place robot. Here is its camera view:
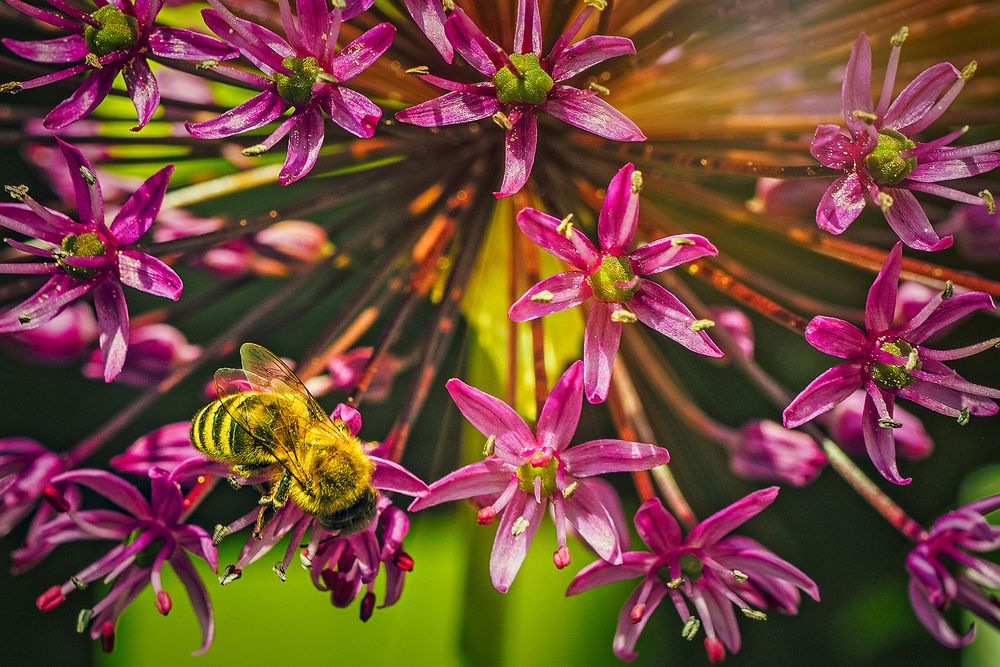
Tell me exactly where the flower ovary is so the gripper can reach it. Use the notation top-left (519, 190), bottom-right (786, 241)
top-left (587, 254), bottom-right (638, 303)
top-left (274, 56), bottom-right (323, 106)
top-left (871, 338), bottom-right (920, 390)
top-left (492, 54), bottom-right (554, 105)
top-left (56, 232), bottom-right (107, 280)
top-left (515, 453), bottom-right (558, 496)
top-left (865, 129), bottom-right (917, 186)
top-left (85, 6), bottom-right (138, 57)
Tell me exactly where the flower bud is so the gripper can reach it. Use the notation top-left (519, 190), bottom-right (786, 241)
top-left (6, 303), bottom-right (97, 363)
top-left (83, 323), bottom-right (200, 388)
top-left (826, 391), bottom-right (933, 461)
top-left (251, 220), bottom-right (332, 276)
top-left (730, 421), bottom-right (826, 486)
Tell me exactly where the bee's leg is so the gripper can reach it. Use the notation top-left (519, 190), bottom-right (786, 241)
top-left (251, 506), bottom-right (268, 540)
top-left (258, 471), bottom-right (292, 509)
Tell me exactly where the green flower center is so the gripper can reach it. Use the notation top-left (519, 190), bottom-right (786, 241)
top-left (679, 554), bottom-right (703, 581)
top-left (56, 232), bottom-right (107, 280)
top-left (274, 56), bottom-right (323, 106)
top-left (515, 452), bottom-right (558, 496)
top-left (864, 129), bottom-right (917, 186)
top-left (85, 6), bottom-right (138, 58)
top-left (586, 255), bottom-right (638, 303)
top-left (492, 53), bottom-right (554, 105)
top-left (870, 338), bottom-right (920, 390)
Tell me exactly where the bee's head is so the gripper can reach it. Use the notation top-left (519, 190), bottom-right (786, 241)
top-left (317, 486), bottom-right (378, 535)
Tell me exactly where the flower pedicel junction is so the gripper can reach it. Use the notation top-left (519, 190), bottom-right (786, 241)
top-left (0, 0), bottom-right (998, 663)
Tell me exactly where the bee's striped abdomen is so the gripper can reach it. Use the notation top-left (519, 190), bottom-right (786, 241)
top-left (190, 393), bottom-right (276, 467)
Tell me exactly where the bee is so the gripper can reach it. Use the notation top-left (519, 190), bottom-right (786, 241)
top-left (190, 343), bottom-right (377, 536)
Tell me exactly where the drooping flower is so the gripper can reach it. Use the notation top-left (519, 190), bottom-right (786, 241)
top-left (409, 361), bottom-right (670, 592)
top-left (729, 421), bottom-right (826, 487)
top-left (1, 0), bottom-right (238, 130)
top-left (0, 438), bottom-right (69, 540)
top-left (395, 0), bottom-right (645, 197)
top-left (4, 302), bottom-right (96, 363)
top-left (811, 29), bottom-right (1000, 251)
top-left (783, 242), bottom-right (999, 484)
top-left (906, 494), bottom-right (1000, 648)
top-left (508, 163), bottom-right (722, 403)
top-left (826, 390), bottom-right (933, 462)
top-left (941, 203), bottom-right (1000, 263)
top-left (186, 0), bottom-right (393, 185)
top-left (567, 489), bottom-right (819, 662)
top-left (303, 346), bottom-right (403, 402)
top-left (110, 422), bottom-right (211, 480)
top-left (82, 322), bottom-right (200, 387)
top-left (32, 469), bottom-right (217, 654)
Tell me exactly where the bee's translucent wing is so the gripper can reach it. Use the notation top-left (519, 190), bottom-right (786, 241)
top-left (236, 343), bottom-right (337, 434)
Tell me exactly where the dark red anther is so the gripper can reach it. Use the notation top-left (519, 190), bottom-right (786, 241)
top-left (100, 623), bottom-right (115, 653)
top-left (705, 636), bottom-right (725, 663)
top-left (359, 592), bottom-right (376, 622)
top-left (36, 585), bottom-right (65, 611)
top-left (394, 550), bottom-right (414, 572)
top-left (477, 507), bottom-right (496, 526)
top-left (155, 590), bottom-right (172, 615)
top-left (630, 603), bottom-right (646, 624)
top-left (553, 546), bottom-right (571, 569)
top-left (41, 484), bottom-right (70, 512)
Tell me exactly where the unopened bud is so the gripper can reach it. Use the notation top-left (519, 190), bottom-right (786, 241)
top-left (155, 590), bottom-right (172, 615)
top-left (553, 546), bottom-right (571, 569)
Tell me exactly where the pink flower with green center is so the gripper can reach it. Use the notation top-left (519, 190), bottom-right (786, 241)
top-left (408, 361), bottom-right (670, 593)
top-left (395, 0), bottom-right (645, 197)
top-left (2, 0), bottom-right (238, 130)
top-left (508, 163), bottom-right (722, 403)
top-left (567, 489), bottom-right (819, 662)
top-left (185, 0), bottom-right (392, 185)
top-left (783, 242), bottom-right (999, 484)
top-left (0, 138), bottom-right (183, 382)
top-left (0, 438), bottom-right (71, 543)
top-left (812, 29), bottom-right (1000, 251)
top-left (906, 494), bottom-right (1000, 648)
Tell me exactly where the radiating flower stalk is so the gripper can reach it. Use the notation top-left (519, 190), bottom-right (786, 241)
top-left (1, 0), bottom-right (999, 661)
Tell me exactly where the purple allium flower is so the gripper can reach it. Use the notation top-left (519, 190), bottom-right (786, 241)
top-left (4, 301), bottom-right (96, 363)
top-left (508, 163), bottom-right (722, 403)
top-left (0, 438), bottom-right (70, 541)
top-left (746, 177), bottom-right (834, 218)
top-left (400, 0), bottom-right (453, 63)
top-left (82, 322), bottom-right (200, 387)
top-left (307, 494), bottom-right (414, 621)
top-left (826, 390), bottom-right (933, 462)
top-left (395, 0), bottom-right (645, 197)
top-left (906, 494), bottom-right (1000, 648)
top-left (409, 361), bottom-right (670, 592)
top-left (303, 346), bottom-right (402, 402)
top-left (567, 489), bottom-right (819, 662)
top-left (32, 468), bottom-right (217, 655)
top-left (709, 306), bottom-right (754, 361)
top-left (110, 422), bottom-right (209, 480)
top-left (729, 421), bottom-right (826, 487)
top-left (941, 203), bottom-right (1000, 263)
top-left (186, 0), bottom-right (393, 185)
top-left (811, 30), bottom-right (1000, 251)
top-left (783, 242), bottom-right (998, 484)
top-left (1, 0), bottom-right (238, 130)
top-left (0, 138), bottom-right (183, 382)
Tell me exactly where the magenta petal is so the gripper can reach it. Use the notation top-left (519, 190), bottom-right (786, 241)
top-left (55, 137), bottom-right (103, 229)
top-left (122, 57), bottom-right (159, 130)
top-left (111, 165), bottom-right (173, 244)
top-left (445, 379), bottom-right (534, 462)
top-left (550, 35), bottom-right (635, 82)
top-left (630, 234), bottom-right (717, 275)
top-left (43, 66), bottom-right (119, 131)
top-left (117, 251), bottom-right (183, 301)
top-left (804, 316), bottom-right (866, 359)
top-left (687, 487), bottom-right (779, 548)
top-left (169, 553), bottom-right (215, 656)
top-left (322, 87), bottom-right (380, 138)
top-left (865, 242), bottom-right (902, 333)
top-left (816, 173), bottom-right (865, 234)
top-left (562, 483), bottom-right (621, 564)
top-left (633, 497), bottom-right (681, 554)
top-left (598, 163), bottom-right (640, 252)
top-left (783, 362), bottom-right (863, 428)
top-left (904, 291), bottom-right (996, 343)
top-left (0, 275), bottom-right (94, 333)
top-left (536, 361), bottom-right (583, 452)
top-left (293, 0), bottom-right (328, 55)
top-left (341, 0), bottom-right (376, 20)
top-left (175, 524), bottom-right (217, 571)
top-left (370, 456), bottom-right (428, 497)
top-left (862, 392), bottom-right (910, 484)
top-left (508, 271), bottom-right (588, 321)
top-left (564, 440), bottom-right (669, 478)
top-left (147, 27), bottom-right (239, 61)
top-left (882, 188), bottom-right (952, 252)
top-left (515, 207), bottom-right (599, 270)
top-left (0, 203), bottom-right (76, 244)
top-left (93, 280), bottom-right (129, 382)
top-left (400, 0), bottom-right (453, 62)
top-left (408, 459), bottom-right (512, 511)
top-left (883, 63), bottom-right (960, 134)
top-left (2, 0), bottom-right (80, 31)
top-left (331, 403), bottom-right (361, 435)
top-left (841, 33), bottom-right (872, 135)
top-left (541, 86), bottom-right (645, 141)
top-left (332, 23), bottom-right (395, 81)
top-left (490, 493), bottom-right (542, 592)
top-left (444, 9), bottom-right (505, 76)
top-left (809, 124), bottom-right (854, 170)
top-left (201, 8), bottom-right (291, 75)
top-left (566, 552), bottom-right (655, 595)
top-left (514, 0), bottom-right (542, 55)
top-left (613, 581), bottom-right (667, 660)
top-left (2, 35), bottom-right (88, 64)
top-left (908, 579), bottom-right (976, 648)
top-left (53, 469), bottom-right (151, 517)
top-left (395, 90), bottom-right (499, 127)
top-left (907, 153), bottom-right (1000, 183)
top-left (185, 90), bottom-right (287, 139)
top-left (629, 280), bottom-right (723, 357)
top-left (583, 302), bottom-right (622, 404)
top-left (279, 107), bottom-right (325, 185)
top-left (495, 111), bottom-right (537, 198)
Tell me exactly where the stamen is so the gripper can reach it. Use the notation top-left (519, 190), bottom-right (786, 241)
top-left (631, 170), bottom-right (643, 194)
top-left (76, 609), bottom-right (93, 633)
top-left (561, 481), bottom-right (578, 498)
top-left (630, 602), bottom-right (646, 623)
top-left (588, 82), bottom-right (610, 95)
top-left (0, 81), bottom-right (22, 94)
top-left (553, 545), bottom-right (571, 569)
top-left (957, 408), bottom-right (971, 426)
top-left (5, 184), bottom-right (28, 201)
top-left (37, 586), bottom-right (66, 611)
top-left (477, 506), bottom-right (496, 525)
top-left (731, 569), bottom-right (748, 583)
top-left (681, 616), bottom-right (701, 640)
top-left (482, 434), bottom-right (496, 457)
top-left (242, 144), bottom-right (268, 157)
top-left (85, 54), bottom-right (102, 69)
top-left (395, 550), bottom-right (415, 571)
top-left (530, 290), bottom-right (554, 303)
top-left (556, 213), bottom-right (574, 238)
top-left (360, 592), bottom-right (376, 622)
top-left (671, 237), bottom-right (696, 247)
top-left (979, 190), bottom-right (995, 215)
top-left (442, 0), bottom-right (454, 10)
top-left (219, 564), bottom-right (242, 585)
top-left (852, 110), bottom-right (877, 123)
top-left (405, 66), bottom-right (430, 75)
top-left (197, 59), bottom-right (219, 69)
top-left (667, 577), bottom-right (684, 589)
top-left (100, 622), bottom-right (114, 653)
top-left (961, 61), bottom-right (977, 80)
top-left (511, 516), bottom-right (529, 536)
top-left (155, 590), bottom-right (172, 615)
top-left (584, 0), bottom-right (607, 9)
top-left (890, 26), bottom-right (909, 46)
top-left (41, 484), bottom-right (70, 512)
top-left (942, 281), bottom-right (954, 301)
top-left (71, 576), bottom-right (87, 590)
top-left (878, 418), bottom-right (903, 429)
top-left (741, 608), bottom-right (768, 621)
top-left (690, 319), bottom-right (715, 332)
top-left (273, 562), bottom-right (287, 581)
top-left (79, 166), bottom-right (96, 186)
top-left (492, 112), bottom-right (513, 130)
top-left (904, 347), bottom-right (920, 371)
top-left (611, 309), bottom-right (637, 323)
top-left (877, 192), bottom-right (894, 213)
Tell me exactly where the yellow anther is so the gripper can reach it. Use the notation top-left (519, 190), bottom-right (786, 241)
top-left (492, 111), bottom-right (513, 130)
top-left (611, 309), bottom-right (637, 323)
top-left (405, 66), bottom-right (430, 75)
top-left (588, 82), bottom-right (610, 95)
top-left (690, 319), bottom-right (715, 332)
top-left (482, 434), bottom-right (496, 457)
top-left (530, 290), bottom-right (555, 303)
top-left (630, 170), bottom-right (643, 194)
top-left (890, 26), bottom-right (909, 47)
